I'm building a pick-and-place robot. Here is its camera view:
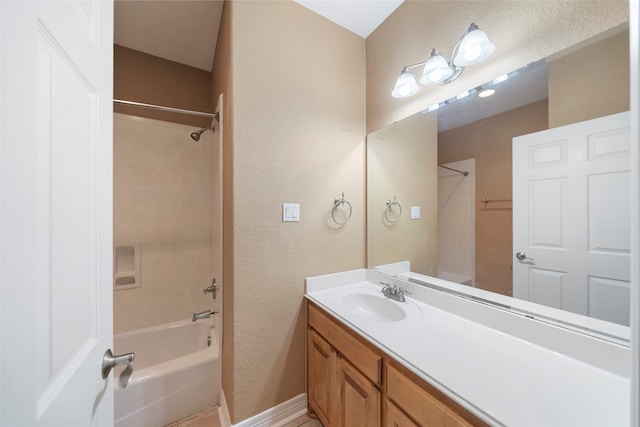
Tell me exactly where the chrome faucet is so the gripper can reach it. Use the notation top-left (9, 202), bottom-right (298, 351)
top-left (203, 278), bottom-right (218, 299)
top-left (380, 282), bottom-right (411, 302)
top-left (192, 309), bottom-right (218, 322)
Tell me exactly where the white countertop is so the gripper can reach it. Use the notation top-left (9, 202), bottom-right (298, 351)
top-left (305, 268), bottom-right (630, 427)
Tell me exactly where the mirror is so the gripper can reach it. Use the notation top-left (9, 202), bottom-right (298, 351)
top-left (367, 23), bottom-right (631, 335)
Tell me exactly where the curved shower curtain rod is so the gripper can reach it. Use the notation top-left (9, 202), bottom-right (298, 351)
top-left (113, 99), bottom-right (219, 122)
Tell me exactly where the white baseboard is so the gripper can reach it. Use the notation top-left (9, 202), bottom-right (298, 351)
top-left (219, 390), bottom-right (232, 427)
top-left (221, 392), bottom-right (308, 427)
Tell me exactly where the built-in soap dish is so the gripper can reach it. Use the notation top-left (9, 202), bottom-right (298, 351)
top-left (114, 244), bottom-right (141, 290)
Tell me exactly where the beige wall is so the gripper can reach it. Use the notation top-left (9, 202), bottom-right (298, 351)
top-left (114, 45), bottom-right (214, 127)
top-left (367, 113), bottom-right (438, 275)
top-left (213, 1), bottom-right (366, 423)
top-left (549, 28), bottom-right (630, 128)
top-left (113, 114), bottom-right (214, 333)
top-left (438, 100), bottom-right (548, 296)
top-left (366, 1), bottom-right (628, 133)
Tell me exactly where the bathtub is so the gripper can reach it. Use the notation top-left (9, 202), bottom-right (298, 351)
top-left (114, 317), bottom-right (220, 427)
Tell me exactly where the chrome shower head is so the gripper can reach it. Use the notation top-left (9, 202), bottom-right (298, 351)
top-left (190, 126), bottom-right (214, 142)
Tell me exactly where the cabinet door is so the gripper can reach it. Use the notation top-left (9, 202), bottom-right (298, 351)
top-left (384, 399), bottom-right (419, 427)
top-left (308, 329), bottom-right (337, 427)
top-left (338, 357), bottom-right (381, 427)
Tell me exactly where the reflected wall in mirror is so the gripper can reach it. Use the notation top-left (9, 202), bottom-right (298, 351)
top-left (367, 24), bottom-right (631, 328)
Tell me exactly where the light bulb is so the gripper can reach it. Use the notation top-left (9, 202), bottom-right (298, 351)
top-left (420, 49), bottom-right (454, 85)
top-left (392, 69), bottom-right (420, 98)
top-left (453, 23), bottom-right (495, 67)
top-left (464, 45), bottom-right (482, 62)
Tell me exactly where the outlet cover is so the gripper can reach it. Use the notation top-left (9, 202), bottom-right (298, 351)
top-left (411, 206), bottom-right (421, 219)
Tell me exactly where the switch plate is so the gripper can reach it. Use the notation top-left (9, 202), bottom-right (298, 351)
top-left (411, 206), bottom-right (421, 219)
top-left (283, 203), bottom-right (300, 222)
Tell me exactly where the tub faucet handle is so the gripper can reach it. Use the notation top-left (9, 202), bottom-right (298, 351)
top-left (203, 278), bottom-right (217, 299)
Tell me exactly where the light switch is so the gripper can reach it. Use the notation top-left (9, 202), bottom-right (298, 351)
top-left (283, 203), bottom-right (300, 222)
top-left (411, 206), bottom-right (421, 219)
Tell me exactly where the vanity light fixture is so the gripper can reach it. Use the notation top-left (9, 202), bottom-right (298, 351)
top-left (391, 22), bottom-right (495, 98)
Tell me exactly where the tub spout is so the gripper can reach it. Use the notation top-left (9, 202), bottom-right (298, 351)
top-left (192, 310), bottom-right (217, 322)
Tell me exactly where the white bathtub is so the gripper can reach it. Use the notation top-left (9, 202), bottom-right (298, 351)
top-left (114, 318), bottom-right (220, 427)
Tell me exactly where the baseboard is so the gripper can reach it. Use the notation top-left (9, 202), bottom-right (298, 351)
top-left (225, 393), bottom-right (308, 427)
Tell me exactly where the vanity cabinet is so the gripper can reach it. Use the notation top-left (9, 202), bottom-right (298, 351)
top-left (384, 399), bottom-right (419, 427)
top-left (385, 362), bottom-right (484, 426)
top-left (308, 302), bottom-right (382, 427)
top-left (307, 301), bottom-right (487, 427)
top-left (308, 329), bottom-right (337, 425)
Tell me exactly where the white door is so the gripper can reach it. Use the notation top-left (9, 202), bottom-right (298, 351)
top-left (1, 1), bottom-right (114, 425)
top-left (513, 112), bottom-right (630, 325)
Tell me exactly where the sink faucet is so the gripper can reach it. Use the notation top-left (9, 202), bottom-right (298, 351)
top-left (380, 282), bottom-right (411, 302)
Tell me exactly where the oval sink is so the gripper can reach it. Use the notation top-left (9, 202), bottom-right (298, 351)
top-left (341, 292), bottom-right (407, 322)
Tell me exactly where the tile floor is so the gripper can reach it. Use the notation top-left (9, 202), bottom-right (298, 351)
top-left (164, 407), bottom-right (220, 427)
top-left (165, 408), bottom-right (323, 427)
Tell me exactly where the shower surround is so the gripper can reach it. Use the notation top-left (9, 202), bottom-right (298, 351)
top-left (113, 113), bottom-right (217, 333)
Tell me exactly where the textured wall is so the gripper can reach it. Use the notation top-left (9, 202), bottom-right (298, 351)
top-left (367, 113), bottom-right (438, 275)
top-left (215, 1), bottom-right (366, 423)
top-left (114, 45), bottom-right (213, 127)
top-left (549, 28), bottom-right (630, 128)
top-left (366, 1), bottom-right (629, 133)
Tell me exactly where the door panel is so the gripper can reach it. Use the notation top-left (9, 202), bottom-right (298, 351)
top-left (513, 112), bottom-right (630, 324)
top-left (1, 1), bottom-right (113, 425)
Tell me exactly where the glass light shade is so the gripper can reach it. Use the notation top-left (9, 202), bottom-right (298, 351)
top-left (391, 69), bottom-right (420, 98)
top-left (452, 23), bottom-right (495, 67)
top-left (420, 49), bottom-right (454, 85)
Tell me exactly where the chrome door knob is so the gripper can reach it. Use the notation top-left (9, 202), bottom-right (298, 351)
top-left (516, 251), bottom-right (527, 261)
top-left (102, 349), bottom-right (135, 387)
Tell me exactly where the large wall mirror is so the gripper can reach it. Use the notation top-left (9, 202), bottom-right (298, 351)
top-left (367, 22), bottom-right (631, 339)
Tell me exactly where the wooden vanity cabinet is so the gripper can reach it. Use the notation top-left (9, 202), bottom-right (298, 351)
top-left (385, 361), bottom-right (486, 427)
top-left (307, 301), bottom-right (488, 427)
top-left (307, 302), bottom-right (382, 427)
top-left (338, 356), bottom-right (381, 427)
top-left (384, 399), bottom-right (419, 427)
top-left (308, 329), bottom-right (338, 426)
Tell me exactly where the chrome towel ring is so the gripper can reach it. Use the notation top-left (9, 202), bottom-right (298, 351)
top-left (332, 192), bottom-right (352, 225)
top-left (385, 195), bottom-right (402, 223)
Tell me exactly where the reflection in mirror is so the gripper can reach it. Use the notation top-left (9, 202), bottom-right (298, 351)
top-left (367, 24), bottom-right (631, 332)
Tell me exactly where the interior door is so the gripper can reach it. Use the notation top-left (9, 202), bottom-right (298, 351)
top-left (513, 111), bottom-right (630, 325)
top-left (1, 1), bottom-right (114, 425)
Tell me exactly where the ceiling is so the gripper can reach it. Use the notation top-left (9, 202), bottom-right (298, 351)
top-left (113, 0), bottom-right (546, 132)
top-left (114, 0), bottom-right (404, 72)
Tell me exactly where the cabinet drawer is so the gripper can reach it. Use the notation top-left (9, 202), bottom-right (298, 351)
top-left (386, 363), bottom-right (487, 427)
top-left (308, 302), bottom-right (382, 386)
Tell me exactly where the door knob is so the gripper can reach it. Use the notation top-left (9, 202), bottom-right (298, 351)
top-left (102, 349), bottom-right (135, 387)
top-left (516, 251), bottom-right (528, 261)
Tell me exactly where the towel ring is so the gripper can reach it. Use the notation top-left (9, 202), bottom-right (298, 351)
top-left (332, 192), bottom-right (352, 225)
top-left (385, 196), bottom-right (402, 223)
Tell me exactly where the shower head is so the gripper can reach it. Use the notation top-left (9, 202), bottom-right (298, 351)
top-left (190, 126), bottom-right (214, 142)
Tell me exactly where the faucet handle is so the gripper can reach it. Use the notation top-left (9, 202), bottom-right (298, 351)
top-left (203, 278), bottom-right (218, 299)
